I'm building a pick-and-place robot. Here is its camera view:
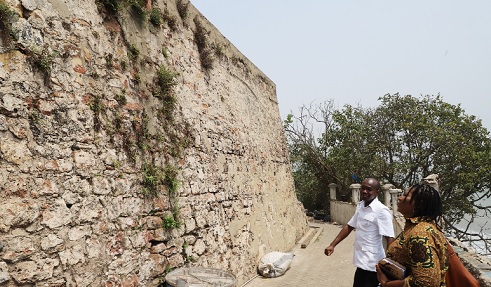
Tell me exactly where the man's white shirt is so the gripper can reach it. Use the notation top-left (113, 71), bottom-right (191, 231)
top-left (347, 197), bottom-right (395, 272)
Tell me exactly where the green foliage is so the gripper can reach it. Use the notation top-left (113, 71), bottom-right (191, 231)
top-left (120, 60), bottom-right (128, 71)
top-left (96, 0), bottom-right (123, 16)
top-left (176, 0), bottom-right (189, 20)
top-left (89, 94), bottom-right (103, 113)
top-left (112, 160), bottom-right (121, 169)
top-left (156, 65), bottom-right (177, 94)
top-left (163, 165), bottom-right (180, 195)
top-left (29, 46), bottom-right (57, 75)
top-left (115, 93), bottom-right (127, 106)
top-left (132, 71), bottom-right (141, 85)
top-left (193, 17), bottom-right (214, 70)
top-left (126, 0), bottom-right (148, 24)
top-left (163, 213), bottom-right (180, 229)
top-left (142, 163), bottom-right (180, 196)
top-left (293, 165), bottom-right (329, 211)
top-left (105, 53), bottom-right (113, 68)
top-left (164, 265), bottom-right (172, 275)
top-left (285, 94), bottom-right (491, 237)
top-left (155, 65), bottom-right (178, 120)
top-left (128, 43), bottom-right (140, 61)
top-left (163, 8), bottom-right (178, 31)
top-left (0, 1), bottom-right (16, 49)
top-left (211, 42), bottom-right (224, 59)
top-left (88, 94), bottom-right (104, 131)
top-left (113, 111), bottom-right (123, 131)
top-left (142, 163), bottom-right (164, 195)
top-left (149, 7), bottom-right (163, 26)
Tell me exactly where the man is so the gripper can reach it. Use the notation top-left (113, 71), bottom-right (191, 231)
top-left (325, 178), bottom-right (395, 287)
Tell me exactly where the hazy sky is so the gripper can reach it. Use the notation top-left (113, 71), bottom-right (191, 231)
top-left (191, 1), bottom-right (491, 131)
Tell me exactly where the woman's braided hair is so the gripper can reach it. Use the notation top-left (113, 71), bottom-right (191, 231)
top-left (408, 183), bottom-right (443, 225)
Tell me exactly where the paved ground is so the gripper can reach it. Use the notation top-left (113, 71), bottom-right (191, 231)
top-left (243, 221), bottom-right (355, 287)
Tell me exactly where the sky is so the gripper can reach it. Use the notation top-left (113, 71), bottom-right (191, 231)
top-left (190, 1), bottom-right (491, 131)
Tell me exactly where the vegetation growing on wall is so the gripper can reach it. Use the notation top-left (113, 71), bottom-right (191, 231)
top-left (127, 43), bottom-right (140, 62)
top-left (97, 25), bottom-right (189, 236)
top-left (163, 8), bottom-right (178, 31)
top-left (128, 0), bottom-right (148, 24)
top-left (193, 17), bottom-right (214, 70)
top-left (27, 45), bottom-right (58, 85)
top-left (142, 163), bottom-right (182, 228)
top-left (155, 64), bottom-right (178, 121)
top-left (149, 7), bottom-right (163, 26)
top-left (176, 0), bottom-right (189, 21)
top-left (88, 94), bottom-right (104, 131)
top-left (96, 0), bottom-right (122, 17)
top-left (0, 0), bottom-right (16, 50)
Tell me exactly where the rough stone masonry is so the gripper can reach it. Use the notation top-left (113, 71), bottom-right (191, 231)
top-left (0, 0), bottom-right (309, 285)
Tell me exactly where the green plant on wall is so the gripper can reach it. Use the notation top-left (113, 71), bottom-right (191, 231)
top-left (211, 42), bottom-right (224, 59)
top-left (128, 43), bottom-right (140, 61)
top-left (142, 163), bottom-right (182, 229)
top-left (162, 213), bottom-right (180, 229)
top-left (115, 93), bottom-right (127, 106)
top-left (156, 65), bottom-right (177, 97)
top-left (128, 0), bottom-right (148, 24)
top-left (149, 7), bottom-right (163, 26)
top-left (88, 94), bottom-right (104, 131)
top-left (28, 45), bottom-right (58, 83)
top-left (96, 0), bottom-right (122, 16)
top-left (176, 0), bottom-right (188, 20)
top-left (105, 53), bottom-right (114, 68)
top-left (193, 17), bottom-right (214, 70)
top-left (142, 163), bottom-right (164, 195)
top-left (163, 165), bottom-right (179, 195)
top-left (132, 70), bottom-right (141, 85)
top-left (96, 0), bottom-right (147, 23)
top-left (155, 65), bottom-right (178, 121)
top-left (163, 8), bottom-right (178, 31)
top-left (142, 163), bottom-right (179, 195)
top-left (0, 1), bottom-right (17, 50)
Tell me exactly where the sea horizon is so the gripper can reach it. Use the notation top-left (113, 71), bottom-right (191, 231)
top-left (453, 198), bottom-right (491, 259)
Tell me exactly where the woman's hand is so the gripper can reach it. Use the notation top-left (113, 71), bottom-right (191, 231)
top-left (376, 264), bottom-right (389, 286)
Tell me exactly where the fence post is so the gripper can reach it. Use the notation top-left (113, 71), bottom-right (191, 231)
top-left (329, 183), bottom-right (337, 200)
top-left (349, 183), bottom-right (361, 203)
top-left (389, 188), bottom-right (402, 212)
top-left (381, 184), bottom-right (395, 207)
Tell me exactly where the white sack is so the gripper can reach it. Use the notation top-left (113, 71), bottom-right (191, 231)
top-left (257, 252), bottom-right (295, 278)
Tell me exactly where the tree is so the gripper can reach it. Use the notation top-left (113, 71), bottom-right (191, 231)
top-left (285, 94), bottom-right (491, 251)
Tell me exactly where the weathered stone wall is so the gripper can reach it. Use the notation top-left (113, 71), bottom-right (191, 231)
top-left (0, 0), bottom-right (309, 285)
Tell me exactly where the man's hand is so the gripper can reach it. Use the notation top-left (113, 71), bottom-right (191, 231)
top-left (324, 245), bottom-right (334, 256)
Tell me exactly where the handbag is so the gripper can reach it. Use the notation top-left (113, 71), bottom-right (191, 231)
top-left (445, 242), bottom-right (480, 287)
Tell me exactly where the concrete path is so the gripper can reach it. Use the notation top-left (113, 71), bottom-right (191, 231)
top-left (243, 222), bottom-right (355, 287)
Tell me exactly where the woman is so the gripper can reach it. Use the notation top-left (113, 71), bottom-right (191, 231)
top-left (376, 183), bottom-right (448, 287)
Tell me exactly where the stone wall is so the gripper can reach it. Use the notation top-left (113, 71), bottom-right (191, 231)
top-left (0, 0), bottom-right (309, 285)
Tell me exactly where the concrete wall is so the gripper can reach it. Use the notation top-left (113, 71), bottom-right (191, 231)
top-left (329, 200), bottom-right (355, 225)
top-left (0, 0), bottom-right (308, 285)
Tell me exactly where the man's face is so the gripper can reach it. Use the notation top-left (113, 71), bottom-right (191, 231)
top-left (360, 179), bottom-right (378, 203)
